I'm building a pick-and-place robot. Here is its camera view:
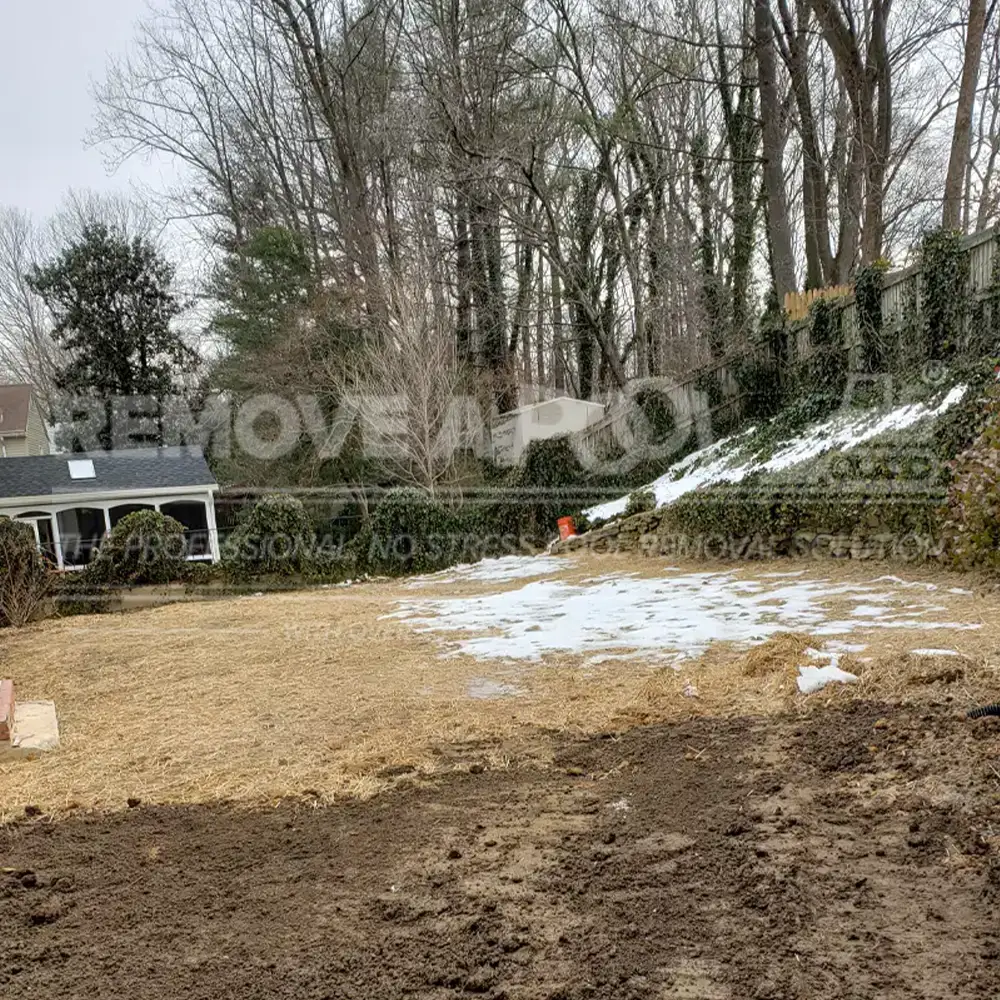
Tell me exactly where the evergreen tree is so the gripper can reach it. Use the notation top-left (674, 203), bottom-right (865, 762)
top-left (28, 223), bottom-right (197, 449)
top-left (209, 226), bottom-right (313, 356)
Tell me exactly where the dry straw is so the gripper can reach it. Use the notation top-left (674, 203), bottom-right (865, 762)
top-left (2, 554), bottom-right (997, 822)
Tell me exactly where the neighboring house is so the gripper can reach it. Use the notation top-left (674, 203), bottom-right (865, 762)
top-left (0, 447), bottom-right (220, 569)
top-left (0, 384), bottom-right (50, 458)
top-left (491, 396), bottom-right (606, 466)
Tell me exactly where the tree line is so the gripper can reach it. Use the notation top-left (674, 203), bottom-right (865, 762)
top-left (0, 0), bottom-right (997, 484)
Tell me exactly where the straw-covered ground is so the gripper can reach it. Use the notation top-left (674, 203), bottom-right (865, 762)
top-left (2, 552), bottom-right (999, 820)
top-left (4, 552), bottom-right (1000, 998)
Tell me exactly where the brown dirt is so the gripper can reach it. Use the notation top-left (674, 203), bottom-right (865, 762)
top-left (4, 700), bottom-right (1000, 999)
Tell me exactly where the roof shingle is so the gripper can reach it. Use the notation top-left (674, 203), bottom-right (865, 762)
top-left (0, 447), bottom-right (217, 500)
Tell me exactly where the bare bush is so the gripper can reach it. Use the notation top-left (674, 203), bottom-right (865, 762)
top-left (0, 519), bottom-right (52, 628)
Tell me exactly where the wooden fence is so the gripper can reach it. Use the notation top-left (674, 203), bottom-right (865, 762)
top-left (792, 227), bottom-right (998, 363)
top-left (783, 285), bottom-right (853, 322)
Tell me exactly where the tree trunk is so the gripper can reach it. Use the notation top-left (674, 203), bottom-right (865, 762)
top-left (692, 135), bottom-right (724, 360)
top-left (470, 191), bottom-right (513, 412)
top-left (455, 189), bottom-right (473, 360)
top-left (551, 268), bottom-right (566, 392)
top-left (535, 258), bottom-right (546, 387)
top-left (754, 0), bottom-right (797, 300)
top-left (861, 0), bottom-right (891, 263)
top-left (776, 0), bottom-right (835, 287)
top-left (810, 0), bottom-right (891, 266)
top-left (944, 0), bottom-right (989, 230)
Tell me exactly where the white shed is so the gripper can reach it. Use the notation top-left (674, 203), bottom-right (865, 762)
top-left (491, 397), bottom-right (605, 466)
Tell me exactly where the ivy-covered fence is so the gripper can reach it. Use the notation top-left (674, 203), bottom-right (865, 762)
top-left (557, 229), bottom-right (1000, 561)
top-left (822, 227), bottom-right (998, 378)
top-left (574, 228), bottom-right (1000, 476)
top-left (737, 227), bottom-right (1000, 434)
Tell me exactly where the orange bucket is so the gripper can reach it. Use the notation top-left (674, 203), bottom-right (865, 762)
top-left (557, 516), bottom-right (576, 540)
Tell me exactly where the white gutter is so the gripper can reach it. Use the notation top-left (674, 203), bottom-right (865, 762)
top-left (0, 482), bottom-right (219, 511)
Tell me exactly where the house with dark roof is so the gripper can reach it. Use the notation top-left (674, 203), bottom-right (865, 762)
top-left (0, 384), bottom-right (50, 458)
top-left (0, 447), bottom-right (219, 568)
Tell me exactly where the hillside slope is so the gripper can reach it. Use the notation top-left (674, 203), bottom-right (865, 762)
top-left (585, 384), bottom-right (970, 522)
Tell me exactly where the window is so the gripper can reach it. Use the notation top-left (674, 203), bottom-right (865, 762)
top-left (109, 503), bottom-right (154, 528)
top-left (67, 459), bottom-right (96, 480)
top-left (57, 508), bottom-right (106, 566)
top-left (14, 512), bottom-right (57, 565)
top-left (161, 500), bottom-right (211, 557)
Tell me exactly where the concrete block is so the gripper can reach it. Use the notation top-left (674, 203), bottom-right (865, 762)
top-left (0, 700), bottom-right (60, 759)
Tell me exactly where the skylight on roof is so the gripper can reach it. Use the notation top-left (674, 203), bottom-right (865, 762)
top-left (67, 459), bottom-right (96, 480)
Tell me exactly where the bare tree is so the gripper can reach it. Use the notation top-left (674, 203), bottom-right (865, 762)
top-left (754, 0), bottom-right (796, 299)
top-left (0, 208), bottom-right (61, 405)
top-left (87, 0), bottom-right (985, 432)
top-left (332, 276), bottom-right (479, 495)
top-left (944, 0), bottom-right (991, 230)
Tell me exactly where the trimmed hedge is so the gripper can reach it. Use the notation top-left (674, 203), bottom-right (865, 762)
top-left (222, 494), bottom-right (315, 577)
top-left (51, 569), bottom-right (119, 617)
top-left (358, 487), bottom-right (457, 576)
top-left (88, 510), bottom-right (188, 586)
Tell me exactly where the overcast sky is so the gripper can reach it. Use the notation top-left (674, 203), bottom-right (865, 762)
top-left (0, 2), bottom-right (174, 220)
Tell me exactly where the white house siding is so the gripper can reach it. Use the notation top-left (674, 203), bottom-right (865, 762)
top-left (0, 394), bottom-right (50, 457)
top-left (24, 395), bottom-right (50, 455)
top-left (0, 487), bottom-right (220, 569)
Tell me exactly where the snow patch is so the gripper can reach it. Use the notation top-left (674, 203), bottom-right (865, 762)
top-left (822, 640), bottom-right (868, 654)
top-left (391, 571), bottom-right (977, 662)
top-left (797, 663), bottom-right (859, 694)
top-left (873, 575), bottom-right (938, 591)
top-left (408, 555), bottom-right (563, 587)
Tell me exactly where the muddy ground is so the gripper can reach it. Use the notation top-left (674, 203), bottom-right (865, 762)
top-left (3, 701), bottom-right (1000, 999)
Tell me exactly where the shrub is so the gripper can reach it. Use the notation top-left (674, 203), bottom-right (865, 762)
top-left (345, 523), bottom-right (374, 575)
top-left (0, 517), bottom-right (52, 627)
top-left (88, 510), bottom-right (188, 586)
top-left (299, 538), bottom-right (355, 583)
top-left (363, 487), bottom-right (457, 576)
top-left (51, 568), bottom-right (119, 617)
top-left (624, 488), bottom-right (656, 518)
top-left (222, 494), bottom-right (315, 577)
top-left (456, 487), bottom-right (535, 558)
top-left (943, 386), bottom-right (1000, 570)
top-left (182, 560), bottom-right (223, 588)
top-left (477, 437), bottom-right (590, 548)
top-left (519, 435), bottom-right (584, 488)
top-left (457, 438), bottom-right (603, 551)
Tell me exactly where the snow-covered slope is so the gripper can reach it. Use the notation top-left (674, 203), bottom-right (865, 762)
top-left (585, 385), bottom-right (968, 522)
